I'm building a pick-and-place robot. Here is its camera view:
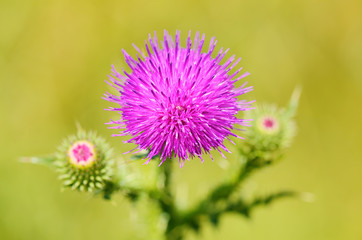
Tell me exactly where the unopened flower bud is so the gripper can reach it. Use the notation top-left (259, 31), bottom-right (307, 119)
top-left (241, 103), bottom-right (297, 161)
top-left (55, 129), bottom-right (113, 192)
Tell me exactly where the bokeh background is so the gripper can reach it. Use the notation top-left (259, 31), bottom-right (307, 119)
top-left (1, 0), bottom-right (361, 239)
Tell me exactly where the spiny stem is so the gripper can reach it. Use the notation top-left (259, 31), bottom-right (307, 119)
top-left (175, 156), bottom-right (271, 231)
top-left (103, 156), bottom-right (292, 240)
top-left (158, 159), bottom-right (184, 240)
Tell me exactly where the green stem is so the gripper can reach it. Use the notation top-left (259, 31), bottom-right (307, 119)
top-left (163, 159), bottom-right (173, 197)
top-left (158, 159), bottom-right (184, 240)
top-left (106, 156), bottom-right (280, 240)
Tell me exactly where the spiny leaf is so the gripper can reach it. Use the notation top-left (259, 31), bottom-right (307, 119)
top-left (20, 156), bottom-right (56, 167)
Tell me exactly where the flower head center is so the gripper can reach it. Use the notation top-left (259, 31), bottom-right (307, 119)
top-left (264, 118), bottom-right (275, 129)
top-left (176, 105), bottom-right (184, 111)
top-left (168, 104), bottom-right (191, 124)
top-left (68, 141), bottom-right (96, 167)
top-left (258, 116), bottom-right (279, 134)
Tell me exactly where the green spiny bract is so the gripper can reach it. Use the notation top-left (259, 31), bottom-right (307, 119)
top-left (55, 130), bottom-right (113, 192)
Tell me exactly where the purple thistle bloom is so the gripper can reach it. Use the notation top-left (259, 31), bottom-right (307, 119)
top-left (104, 30), bottom-right (253, 167)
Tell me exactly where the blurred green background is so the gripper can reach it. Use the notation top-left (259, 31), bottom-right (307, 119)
top-left (1, 0), bottom-right (361, 239)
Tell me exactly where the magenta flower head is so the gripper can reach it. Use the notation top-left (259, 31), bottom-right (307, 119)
top-left (104, 30), bottom-right (253, 167)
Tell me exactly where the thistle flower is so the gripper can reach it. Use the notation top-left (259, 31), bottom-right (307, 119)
top-left (55, 130), bottom-right (113, 192)
top-left (104, 30), bottom-right (253, 167)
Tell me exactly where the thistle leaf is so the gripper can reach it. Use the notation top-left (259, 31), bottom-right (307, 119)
top-left (20, 156), bottom-right (56, 167)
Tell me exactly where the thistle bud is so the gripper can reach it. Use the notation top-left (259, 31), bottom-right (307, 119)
top-left (241, 88), bottom-right (300, 162)
top-left (55, 129), bottom-right (113, 192)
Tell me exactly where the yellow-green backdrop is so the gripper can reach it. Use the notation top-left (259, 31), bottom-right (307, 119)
top-left (1, 0), bottom-right (361, 239)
